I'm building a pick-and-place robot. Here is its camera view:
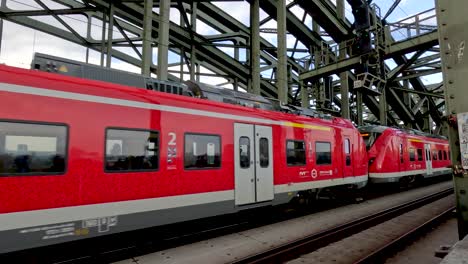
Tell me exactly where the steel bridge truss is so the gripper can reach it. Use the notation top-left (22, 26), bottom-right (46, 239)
top-left (0, 0), bottom-right (444, 133)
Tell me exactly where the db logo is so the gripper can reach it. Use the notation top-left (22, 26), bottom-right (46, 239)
top-left (311, 169), bottom-right (318, 178)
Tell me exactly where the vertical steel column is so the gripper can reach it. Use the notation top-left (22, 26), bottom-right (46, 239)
top-left (234, 40), bottom-right (239, 91)
top-left (100, 12), bottom-right (107, 67)
top-left (379, 88), bottom-right (387, 125)
top-left (312, 20), bottom-right (323, 109)
top-left (437, 0), bottom-right (468, 239)
top-left (277, 0), bottom-right (288, 104)
top-left (179, 48), bottom-right (184, 80)
top-left (250, 0), bottom-right (261, 95)
top-left (233, 78), bottom-right (239, 91)
top-left (142, 0), bottom-right (153, 76)
top-left (357, 93), bottom-right (363, 125)
top-left (0, 0), bottom-right (6, 56)
top-left (157, 0), bottom-right (170, 81)
top-left (106, 2), bottom-right (115, 68)
top-left (190, 2), bottom-right (197, 81)
top-left (421, 102), bottom-right (430, 132)
top-left (86, 14), bottom-right (92, 63)
top-left (337, 0), bottom-right (350, 119)
top-left (301, 61), bottom-right (310, 108)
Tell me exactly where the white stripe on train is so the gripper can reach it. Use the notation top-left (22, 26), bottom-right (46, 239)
top-left (0, 175), bottom-right (368, 231)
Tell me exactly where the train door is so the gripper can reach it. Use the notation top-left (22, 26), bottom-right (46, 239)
top-left (343, 137), bottom-right (353, 177)
top-left (425, 143), bottom-right (433, 175)
top-left (234, 123), bottom-right (273, 205)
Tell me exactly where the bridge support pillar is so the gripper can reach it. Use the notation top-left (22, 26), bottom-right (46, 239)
top-left (142, 0), bottom-right (153, 77)
top-left (250, 0), bottom-right (260, 95)
top-left (337, 0), bottom-right (350, 119)
top-left (277, 0), bottom-right (288, 104)
top-left (437, 0), bottom-right (468, 240)
top-left (157, 0), bottom-right (170, 81)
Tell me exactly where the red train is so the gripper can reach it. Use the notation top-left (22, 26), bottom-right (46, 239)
top-left (0, 55), bottom-right (450, 253)
top-left (0, 63), bottom-right (369, 253)
top-left (359, 126), bottom-right (451, 184)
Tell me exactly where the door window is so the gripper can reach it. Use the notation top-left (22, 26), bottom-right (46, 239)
top-left (239, 136), bottom-right (250, 168)
top-left (344, 138), bottom-right (351, 166)
top-left (259, 138), bottom-right (269, 168)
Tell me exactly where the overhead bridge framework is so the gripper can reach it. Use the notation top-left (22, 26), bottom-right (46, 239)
top-left (0, 0), bottom-right (445, 134)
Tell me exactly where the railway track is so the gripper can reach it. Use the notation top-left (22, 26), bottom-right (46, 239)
top-left (353, 206), bottom-right (455, 264)
top-left (232, 187), bottom-right (454, 264)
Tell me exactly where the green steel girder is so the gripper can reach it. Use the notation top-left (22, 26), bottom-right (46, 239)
top-left (296, 0), bottom-right (351, 42)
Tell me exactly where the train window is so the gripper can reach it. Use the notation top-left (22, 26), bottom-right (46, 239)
top-left (316, 142), bottom-right (332, 165)
top-left (239, 137), bottom-right (250, 169)
top-left (185, 134), bottom-right (221, 169)
top-left (433, 151), bottom-right (438, 161)
top-left (0, 121), bottom-right (67, 176)
top-left (105, 129), bottom-right (159, 172)
top-left (443, 151), bottom-right (447, 160)
top-left (344, 139), bottom-right (351, 154)
top-left (259, 138), bottom-right (269, 168)
top-left (417, 149), bottom-right (423, 161)
top-left (438, 150), bottom-right (443, 160)
top-left (361, 132), bottom-right (382, 151)
top-left (409, 148), bottom-right (415, 161)
top-left (344, 139), bottom-right (351, 166)
top-left (400, 144), bottom-right (404, 163)
top-left (448, 151), bottom-right (451, 160)
top-left (287, 140), bottom-right (306, 166)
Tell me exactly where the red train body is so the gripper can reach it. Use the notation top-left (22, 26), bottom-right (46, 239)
top-left (0, 65), bottom-right (368, 253)
top-left (359, 126), bottom-right (451, 183)
top-left (0, 60), bottom-right (452, 253)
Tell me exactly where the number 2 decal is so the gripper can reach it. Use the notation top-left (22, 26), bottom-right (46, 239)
top-left (168, 132), bottom-right (177, 146)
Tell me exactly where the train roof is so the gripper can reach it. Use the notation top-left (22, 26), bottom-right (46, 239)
top-left (0, 56), bottom-right (357, 131)
top-left (28, 53), bottom-right (352, 128)
top-left (358, 125), bottom-right (447, 140)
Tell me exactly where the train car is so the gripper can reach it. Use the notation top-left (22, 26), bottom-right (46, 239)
top-left (0, 64), bottom-right (368, 253)
top-left (358, 125), bottom-right (451, 184)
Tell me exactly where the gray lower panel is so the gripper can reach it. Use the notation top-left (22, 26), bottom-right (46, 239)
top-left (0, 199), bottom-right (235, 254)
top-left (370, 170), bottom-right (451, 184)
top-left (0, 193), bottom-right (296, 254)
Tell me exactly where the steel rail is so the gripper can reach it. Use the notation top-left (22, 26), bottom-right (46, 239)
top-left (353, 206), bottom-right (456, 264)
top-left (231, 187), bottom-right (453, 264)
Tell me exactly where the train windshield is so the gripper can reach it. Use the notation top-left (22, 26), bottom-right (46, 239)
top-left (361, 132), bottom-right (382, 150)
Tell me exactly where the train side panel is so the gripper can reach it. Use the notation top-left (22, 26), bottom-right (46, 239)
top-left (0, 65), bottom-right (368, 253)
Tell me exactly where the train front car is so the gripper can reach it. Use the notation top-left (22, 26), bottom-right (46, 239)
top-left (359, 125), bottom-right (451, 184)
top-left (0, 58), bottom-right (370, 254)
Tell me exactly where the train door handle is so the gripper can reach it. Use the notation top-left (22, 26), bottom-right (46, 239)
top-left (250, 161), bottom-right (254, 165)
top-left (251, 179), bottom-right (254, 182)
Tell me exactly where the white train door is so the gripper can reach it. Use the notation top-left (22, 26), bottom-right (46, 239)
top-left (425, 143), bottom-right (433, 175)
top-left (255, 125), bottom-right (274, 202)
top-left (234, 123), bottom-right (273, 205)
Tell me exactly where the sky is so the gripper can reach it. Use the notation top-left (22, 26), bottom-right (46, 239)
top-left (0, 0), bottom-right (440, 87)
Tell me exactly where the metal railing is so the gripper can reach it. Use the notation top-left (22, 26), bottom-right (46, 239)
top-left (388, 8), bottom-right (437, 42)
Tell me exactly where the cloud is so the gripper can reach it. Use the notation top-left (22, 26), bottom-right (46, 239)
top-left (0, 21), bottom-right (87, 68)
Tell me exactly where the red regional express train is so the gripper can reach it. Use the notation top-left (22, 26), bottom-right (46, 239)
top-left (359, 125), bottom-right (452, 184)
top-left (0, 56), bottom-right (368, 253)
